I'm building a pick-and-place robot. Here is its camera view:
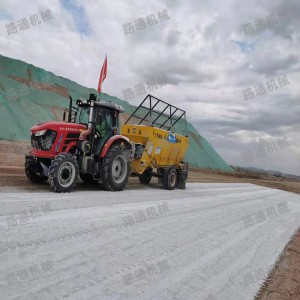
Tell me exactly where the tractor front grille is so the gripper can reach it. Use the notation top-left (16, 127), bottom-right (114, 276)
top-left (31, 130), bottom-right (57, 151)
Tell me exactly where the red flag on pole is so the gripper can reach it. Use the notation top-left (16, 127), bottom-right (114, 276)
top-left (97, 55), bottom-right (107, 93)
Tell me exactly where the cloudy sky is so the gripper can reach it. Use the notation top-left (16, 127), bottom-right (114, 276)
top-left (1, 0), bottom-right (299, 175)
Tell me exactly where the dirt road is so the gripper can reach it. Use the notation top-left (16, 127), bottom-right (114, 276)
top-left (1, 183), bottom-right (300, 300)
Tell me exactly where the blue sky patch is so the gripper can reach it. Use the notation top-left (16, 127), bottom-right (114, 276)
top-left (60, 0), bottom-right (90, 35)
top-left (0, 11), bottom-right (11, 21)
top-left (231, 40), bottom-right (255, 53)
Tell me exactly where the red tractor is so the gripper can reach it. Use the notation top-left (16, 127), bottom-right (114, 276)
top-left (25, 93), bottom-right (132, 193)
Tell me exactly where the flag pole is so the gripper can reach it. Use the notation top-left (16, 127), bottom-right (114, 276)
top-left (97, 54), bottom-right (107, 103)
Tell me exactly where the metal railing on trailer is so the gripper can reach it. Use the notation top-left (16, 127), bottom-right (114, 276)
top-left (125, 94), bottom-right (188, 137)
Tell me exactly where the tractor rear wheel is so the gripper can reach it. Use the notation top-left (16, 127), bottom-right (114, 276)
top-left (101, 145), bottom-right (130, 191)
top-left (25, 159), bottom-right (47, 183)
top-left (48, 153), bottom-right (79, 193)
top-left (139, 168), bottom-right (152, 184)
top-left (162, 167), bottom-right (178, 190)
top-left (98, 181), bottom-right (106, 190)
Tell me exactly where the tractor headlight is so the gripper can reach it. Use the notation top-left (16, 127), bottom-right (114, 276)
top-left (34, 130), bottom-right (47, 136)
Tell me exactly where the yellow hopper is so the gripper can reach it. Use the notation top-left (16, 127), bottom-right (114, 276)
top-left (121, 94), bottom-right (189, 190)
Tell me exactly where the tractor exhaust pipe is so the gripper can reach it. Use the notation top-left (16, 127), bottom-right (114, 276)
top-left (68, 95), bottom-right (73, 122)
top-left (88, 93), bottom-right (96, 129)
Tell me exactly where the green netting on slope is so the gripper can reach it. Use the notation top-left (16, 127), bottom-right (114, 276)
top-left (0, 54), bottom-right (233, 172)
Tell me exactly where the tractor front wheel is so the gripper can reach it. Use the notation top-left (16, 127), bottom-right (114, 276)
top-left (48, 153), bottom-right (79, 193)
top-left (101, 145), bottom-right (130, 191)
top-left (162, 167), bottom-right (178, 190)
top-left (25, 159), bottom-right (47, 183)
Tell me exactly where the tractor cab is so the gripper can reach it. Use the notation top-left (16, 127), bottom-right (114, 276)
top-left (63, 94), bottom-right (124, 156)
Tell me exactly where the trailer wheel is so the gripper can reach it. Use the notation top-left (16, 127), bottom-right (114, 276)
top-left (48, 153), bottom-right (79, 193)
top-left (162, 167), bottom-right (178, 190)
top-left (139, 168), bottom-right (152, 184)
top-left (101, 145), bottom-right (130, 191)
top-left (25, 159), bottom-right (47, 183)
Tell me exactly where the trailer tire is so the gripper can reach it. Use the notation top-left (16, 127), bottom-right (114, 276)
top-left (162, 167), bottom-right (178, 190)
top-left (139, 168), bottom-right (152, 184)
top-left (48, 153), bottom-right (79, 193)
top-left (101, 145), bottom-right (130, 191)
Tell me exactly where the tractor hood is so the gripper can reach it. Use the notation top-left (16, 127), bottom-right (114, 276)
top-left (31, 122), bottom-right (87, 134)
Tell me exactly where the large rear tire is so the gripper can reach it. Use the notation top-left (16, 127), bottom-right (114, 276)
top-left (48, 153), bottom-right (79, 193)
top-left (101, 145), bottom-right (130, 191)
top-left (25, 159), bottom-right (47, 183)
top-left (162, 167), bottom-right (178, 190)
top-left (139, 168), bottom-right (152, 184)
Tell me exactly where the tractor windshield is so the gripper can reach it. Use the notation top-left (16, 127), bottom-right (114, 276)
top-left (77, 106), bottom-right (89, 126)
top-left (95, 109), bottom-right (114, 137)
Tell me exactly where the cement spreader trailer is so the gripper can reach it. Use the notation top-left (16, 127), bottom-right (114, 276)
top-left (25, 93), bottom-right (189, 192)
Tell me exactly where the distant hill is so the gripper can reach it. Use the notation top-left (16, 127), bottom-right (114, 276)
top-left (232, 166), bottom-right (300, 180)
top-left (0, 54), bottom-right (233, 172)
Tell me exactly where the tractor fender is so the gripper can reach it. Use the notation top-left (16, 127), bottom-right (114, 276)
top-left (65, 141), bottom-right (78, 153)
top-left (100, 135), bottom-right (131, 158)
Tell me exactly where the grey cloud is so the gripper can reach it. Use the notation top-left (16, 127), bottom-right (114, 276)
top-left (132, 57), bottom-right (216, 85)
top-left (251, 54), bottom-right (298, 76)
top-left (166, 29), bottom-right (182, 46)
